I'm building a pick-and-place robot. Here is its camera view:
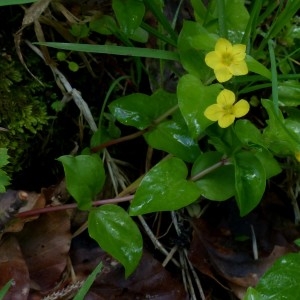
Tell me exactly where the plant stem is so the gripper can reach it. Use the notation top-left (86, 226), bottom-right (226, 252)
top-left (17, 195), bottom-right (134, 218)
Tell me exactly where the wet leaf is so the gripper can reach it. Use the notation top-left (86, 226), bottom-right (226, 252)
top-left (88, 204), bottom-right (143, 278)
top-left (233, 151), bottom-right (266, 216)
top-left (145, 119), bottom-right (201, 163)
top-left (278, 80), bottom-right (300, 106)
top-left (129, 157), bottom-right (201, 215)
top-left (177, 74), bottom-right (222, 138)
top-left (58, 154), bottom-right (106, 210)
top-left (109, 89), bottom-right (177, 130)
top-left (244, 253), bottom-right (300, 300)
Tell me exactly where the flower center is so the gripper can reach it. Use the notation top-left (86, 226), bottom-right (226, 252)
top-left (221, 53), bottom-right (233, 66)
top-left (222, 104), bottom-right (234, 115)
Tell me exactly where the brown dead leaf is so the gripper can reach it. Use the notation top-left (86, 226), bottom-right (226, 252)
top-left (0, 235), bottom-right (30, 300)
top-left (70, 234), bottom-right (188, 300)
top-left (15, 211), bottom-right (71, 293)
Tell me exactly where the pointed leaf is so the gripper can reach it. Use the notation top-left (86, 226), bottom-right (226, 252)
top-left (144, 119), bottom-right (201, 163)
top-left (112, 0), bottom-right (145, 35)
top-left (57, 154), bottom-right (105, 210)
top-left (129, 157), bottom-right (201, 215)
top-left (177, 74), bottom-right (222, 138)
top-left (233, 151), bottom-right (266, 216)
top-left (244, 253), bottom-right (300, 300)
top-left (88, 204), bottom-right (143, 277)
top-left (109, 90), bottom-right (177, 130)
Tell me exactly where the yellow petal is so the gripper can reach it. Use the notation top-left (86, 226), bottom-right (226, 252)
top-left (215, 38), bottom-right (232, 52)
top-left (218, 114), bottom-right (235, 128)
top-left (205, 51), bottom-right (221, 68)
top-left (214, 67), bottom-right (232, 82)
top-left (204, 104), bottom-right (224, 121)
top-left (295, 152), bottom-right (300, 162)
top-left (233, 100), bottom-right (250, 117)
top-left (232, 44), bottom-right (246, 60)
top-left (217, 89), bottom-right (235, 106)
top-left (229, 61), bottom-right (248, 76)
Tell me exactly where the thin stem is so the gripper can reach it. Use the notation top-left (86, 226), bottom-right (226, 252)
top-left (190, 159), bottom-right (227, 182)
top-left (17, 195), bottom-right (134, 218)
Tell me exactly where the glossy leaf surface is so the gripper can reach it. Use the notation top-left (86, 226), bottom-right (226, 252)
top-left (109, 90), bottom-right (177, 130)
top-left (177, 75), bottom-right (222, 138)
top-left (233, 151), bottom-right (266, 216)
top-left (244, 253), bottom-right (300, 300)
top-left (58, 154), bottom-right (105, 210)
top-left (88, 204), bottom-right (143, 277)
top-left (145, 118), bottom-right (201, 163)
top-left (129, 157), bottom-right (201, 215)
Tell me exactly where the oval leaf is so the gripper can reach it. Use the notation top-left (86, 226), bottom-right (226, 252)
top-left (57, 154), bottom-right (105, 210)
top-left (233, 151), bottom-right (266, 216)
top-left (129, 157), bottom-right (201, 215)
top-left (88, 204), bottom-right (143, 278)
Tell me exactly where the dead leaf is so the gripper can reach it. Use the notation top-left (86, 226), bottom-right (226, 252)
top-left (15, 211), bottom-right (71, 293)
top-left (0, 236), bottom-right (30, 300)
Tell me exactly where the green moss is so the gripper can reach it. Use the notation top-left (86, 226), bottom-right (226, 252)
top-left (0, 56), bottom-right (49, 174)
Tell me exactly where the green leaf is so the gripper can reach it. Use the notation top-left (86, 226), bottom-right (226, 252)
top-left (246, 55), bottom-right (271, 79)
top-left (109, 89), bottom-right (177, 130)
top-left (144, 116), bottom-right (201, 163)
top-left (206, 124), bottom-right (243, 156)
top-left (233, 151), bottom-right (266, 216)
top-left (0, 149), bottom-right (10, 192)
top-left (244, 253), bottom-right (300, 300)
top-left (89, 15), bottom-right (118, 35)
top-left (224, 0), bottom-right (249, 43)
top-left (252, 147), bottom-right (281, 179)
top-left (112, 0), bottom-right (145, 35)
top-left (57, 155), bottom-right (105, 210)
top-left (129, 157), bottom-right (201, 215)
top-left (177, 74), bottom-right (222, 138)
top-left (191, 152), bottom-right (235, 201)
top-left (262, 100), bottom-right (300, 156)
top-left (0, 279), bottom-right (13, 299)
top-left (178, 21), bottom-right (214, 80)
top-left (88, 204), bottom-right (143, 277)
top-left (278, 80), bottom-right (300, 106)
top-left (0, 148), bottom-right (9, 168)
top-left (234, 120), bottom-right (265, 147)
top-left (69, 24), bottom-right (90, 38)
top-left (74, 261), bottom-right (103, 300)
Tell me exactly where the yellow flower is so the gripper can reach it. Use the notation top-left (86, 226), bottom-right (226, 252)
top-left (205, 38), bottom-right (248, 82)
top-left (204, 89), bottom-right (250, 128)
top-left (295, 152), bottom-right (300, 162)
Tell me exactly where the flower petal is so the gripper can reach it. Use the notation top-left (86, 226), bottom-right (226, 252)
top-left (218, 114), bottom-right (235, 128)
top-left (295, 152), bottom-right (300, 162)
top-left (214, 67), bottom-right (232, 82)
top-left (205, 51), bottom-right (221, 68)
top-left (229, 61), bottom-right (248, 76)
top-left (232, 44), bottom-right (246, 60)
top-left (217, 89), bottom-right (235, 106)
top-left (204, 104), bottom-right (224, 121)
top-left (233, 100), bottom-right (250, 117)
top-left (215, 38), bottom-right (232, 52)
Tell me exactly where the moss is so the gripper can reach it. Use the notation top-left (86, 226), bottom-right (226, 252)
top-left (0, 56), bottom-right (49, 174)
